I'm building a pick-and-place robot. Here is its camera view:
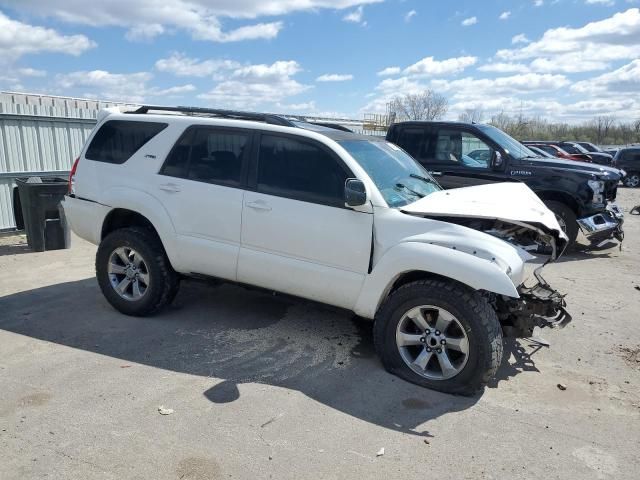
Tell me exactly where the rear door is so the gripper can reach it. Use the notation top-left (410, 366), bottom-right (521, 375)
top-left (238, 133), bottom-right (373, 309)
top-left (156, 125), bottom-right (251, 280)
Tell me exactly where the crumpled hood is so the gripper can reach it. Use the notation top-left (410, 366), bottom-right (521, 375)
top-left (401, 182), bottom-right (568, 249)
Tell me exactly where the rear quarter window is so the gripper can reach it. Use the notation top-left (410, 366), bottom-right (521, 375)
top-left (85, 120), bottom-right (168, 164)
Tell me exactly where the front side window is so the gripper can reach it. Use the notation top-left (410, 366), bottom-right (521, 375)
top-left (477, 125), bottom-right (537, 160)
top-left (430, 129), bottom-right (492, 168)
top-left (86, 120), bottom-right (167, 164)
top-left (161, 127), bottom-right (248, 186)
top-left (339, 140), bottom-right (441, 208)
top-left (257, 135), bottom-right (349, 206)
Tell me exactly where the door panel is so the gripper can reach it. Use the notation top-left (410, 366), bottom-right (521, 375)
top-left (155, 126), bottom-right (250, 279)
top-left (238, 133), bottom-right (372, 309)
top-left (238, 192), bottom-right (372, 309)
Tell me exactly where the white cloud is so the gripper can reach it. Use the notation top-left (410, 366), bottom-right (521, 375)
top-left (461, 16), bottom-right (477, 27)
top-left (431, 73), bottom-right (569, 98)
top-left (512, 33), bottom-right (530, 44)
top-left (534, 0), bottom-right (544, 6)
top-left (571, 59), bottom-right (640, 94)
top-left (478, 62), bottom-right (529, 73)
top-left (498, 9), bottom-right (640, 72)
top-left (276, 101), bottom-right (316, 111)
top-left (17, 67), bottom-right (46, 77)
top-left (5, 0), bottom-right (382, 42)
top-left (343, 5), bottom-right (366, 24)
top-left (499, 11), bottom-right (511, 20)
top-left (316, 73), bottom-right (354, 82)
top-left (155, 52), bottom-right (240, 77)
top-left (404, 56), bottom-right (477, 76)
top-left (586, 0), bottom-right (615, 5)
top-left (377, 66), bottom-right (401, 76)
top-left (125, 24), bottom-right (165, 42)
top-left (55, 70), bottom-right (195, 102)
top-left (405, 10), bottom-right (417, 22)
top-left (0, 11), bottom-right (95, 62)
top-left (198, 60), bottom-right (312, 109)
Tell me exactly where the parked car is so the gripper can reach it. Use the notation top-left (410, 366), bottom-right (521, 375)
top-left (613, 147), bottom-right (640, 187)
top-left (576, 141), bottom-right (605, 154)
top-left (63, 105), bottom-right (571, 395)
top-left (525, 141), bottom-right (613, 165)
top-left (526, 145), bottom-right (556, 159)
top-left (525, 143), bottom-right (587, 162)
top-left (387, 121), bottom-right (624, 249)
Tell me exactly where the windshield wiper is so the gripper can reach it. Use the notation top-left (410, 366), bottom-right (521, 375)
top-left (410, 173), bottom-right (436, 184)
top-left (395, 183), bottom-right (424, 199)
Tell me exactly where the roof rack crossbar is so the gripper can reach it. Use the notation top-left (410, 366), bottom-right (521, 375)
top-left (129, 105), bottom-right (296, 127)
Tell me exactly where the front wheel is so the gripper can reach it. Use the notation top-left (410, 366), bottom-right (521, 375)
top-left (544, 200), bottom-right (578, 250)
top-left (623, 172), bottom-right (640, 188)
top-left (374, 279), bottom-right (503, 396)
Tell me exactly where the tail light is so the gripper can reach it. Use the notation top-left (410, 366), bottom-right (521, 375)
top-left (68, 157), bottom-right (80, 195)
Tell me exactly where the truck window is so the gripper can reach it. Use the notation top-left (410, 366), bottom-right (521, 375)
top-left (429, 128), bottom-right (491, 168)
top-left (86, 120), bottom-right (167, 164)
top-left (397, 128), bottom-right (429, 161)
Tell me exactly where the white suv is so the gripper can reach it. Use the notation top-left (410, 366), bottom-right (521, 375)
top-left (63, 105), bottom-right (570, 395)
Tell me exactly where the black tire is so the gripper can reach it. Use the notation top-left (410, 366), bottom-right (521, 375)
top-left (544, 200), bottom-right (579, 250)
top-left (374, 279), bottom-right (502, 396)
top-left (623, 172), bottom-right (640, 188)
top-left (96, 227), bottom-right (179, 316)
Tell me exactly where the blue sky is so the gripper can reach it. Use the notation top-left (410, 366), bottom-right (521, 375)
top-left (0, 0), bottom-right (639, 122)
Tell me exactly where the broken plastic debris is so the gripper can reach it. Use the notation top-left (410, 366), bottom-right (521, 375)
top-left (557, 383), bottom-right (567, 391)
top-left (158, 406), bottom-right (174, 415)
top-left (376, 447), bottom-right (385, 457)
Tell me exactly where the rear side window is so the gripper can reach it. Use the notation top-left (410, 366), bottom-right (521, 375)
top-left (257, 134), bottom-right (349, 207)
top-left (160, 127), bottom-right (248, 186)
top-left (85, 120), bottom-right (167, 164)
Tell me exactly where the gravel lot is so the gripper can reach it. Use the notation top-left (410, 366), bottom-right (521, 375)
top-left (1, 189), bottom-right (639, 480)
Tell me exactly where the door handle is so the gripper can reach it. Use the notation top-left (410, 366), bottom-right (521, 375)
top-left (246, 200), bottom-right (272, 212)
top-left (159, 183), bottom-right (181, 193)
top-left (429, 171), bottom-right (443, 176)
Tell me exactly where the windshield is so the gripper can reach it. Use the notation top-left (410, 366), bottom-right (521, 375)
top-left (339, 140), bottom-right (441, 208)
top-left (477, 124), bottom-right (538, 160)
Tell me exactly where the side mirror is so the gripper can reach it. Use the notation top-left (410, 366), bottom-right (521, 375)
top-left (490, 150), bottom-right (504, 169)
top-left (345, 178), bottom-right (367, 207)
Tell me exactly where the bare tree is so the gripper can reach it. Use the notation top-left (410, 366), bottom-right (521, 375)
top-left (388, 90), bottom-right (448, 121)
top-left (592, 115), bottom-right (616, 144)
top-left (457, 107), bottom-right (484, 123)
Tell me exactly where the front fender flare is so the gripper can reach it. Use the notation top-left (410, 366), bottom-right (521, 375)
top-left (353, 241), bottom-right (520, 319)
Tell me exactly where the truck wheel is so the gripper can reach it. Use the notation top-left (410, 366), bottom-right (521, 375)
top-left (623, 172), bottom-right (640, 188)
top-left (96, 227), bottom-right (179, 316)
top-left (374, 279), bottom-right (502, 396)
top-left (544, 200), bottom-right (578, 249)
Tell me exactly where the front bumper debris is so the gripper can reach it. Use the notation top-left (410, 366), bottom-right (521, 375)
top-left (498, 267), bottom-right (571, 338)
top-left (577, 203), bottom-right (624, 247)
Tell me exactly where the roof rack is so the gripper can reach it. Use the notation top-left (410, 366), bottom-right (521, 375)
top-left (128, 105), bottom-right (296, 127)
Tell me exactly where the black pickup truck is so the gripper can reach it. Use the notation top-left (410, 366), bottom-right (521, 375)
top-left (386, 121), bottom-right (624, 249)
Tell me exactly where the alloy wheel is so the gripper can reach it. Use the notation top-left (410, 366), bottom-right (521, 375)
top-left (395, 305), bottom-right (470, 380)
top-left (107, 247), bottom-right (150, 301)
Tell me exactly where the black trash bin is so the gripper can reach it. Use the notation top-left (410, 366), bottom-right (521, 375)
top-left (15, 177), bottom-right (71, 252)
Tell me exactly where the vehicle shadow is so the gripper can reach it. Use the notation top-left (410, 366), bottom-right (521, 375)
top-left (488, 338), bottom-right (544, 388)
top-left (0, 278), bottom-right (484, 437)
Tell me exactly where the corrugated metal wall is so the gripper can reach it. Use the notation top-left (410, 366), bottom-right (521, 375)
top-left (0, 92), bottom-right (135, 230)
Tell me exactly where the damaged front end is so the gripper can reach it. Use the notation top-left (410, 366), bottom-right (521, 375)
top-left (400, 182), bottom-right (572, 338)
top-left (461, 219), bottom-right (572, 338)
top-left (495, 266), bottom-right (572, 338)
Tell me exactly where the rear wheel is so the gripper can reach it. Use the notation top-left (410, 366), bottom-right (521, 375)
top-left (96, 227), bottom-right (179, 316)
top-left (623, 172), bottom-right (640, 188)
top-left (374, 279), bottom-right (503, 396)
top-left (544, 200), bottom-right (578, 250)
